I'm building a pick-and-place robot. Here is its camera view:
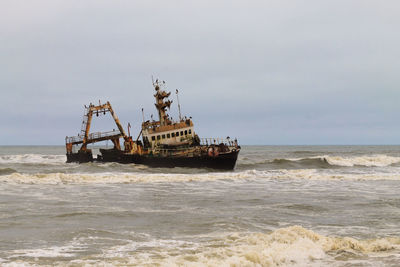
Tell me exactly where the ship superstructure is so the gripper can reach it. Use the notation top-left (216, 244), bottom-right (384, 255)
top-left (141, 80), bottom-right (197, 149)
top-left (65, 79), bottom-right (240, 170)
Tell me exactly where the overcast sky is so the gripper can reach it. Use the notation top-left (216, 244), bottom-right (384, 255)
top-left (1, 0), bottom-right (400, 145)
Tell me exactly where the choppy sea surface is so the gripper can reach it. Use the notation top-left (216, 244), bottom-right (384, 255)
top-left (1, 145), bottom-right (400, 266)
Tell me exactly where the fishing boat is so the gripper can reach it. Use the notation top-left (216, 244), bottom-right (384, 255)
top-left (65, 80), bottom-right (240, 170)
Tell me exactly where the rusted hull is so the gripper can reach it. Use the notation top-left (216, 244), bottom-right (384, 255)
top-left (124, 152), bottom-right (238, 170)
top-left (66, 150), bottom-right (93, 163)
top-left (67, 149), bottom-right (240, 170)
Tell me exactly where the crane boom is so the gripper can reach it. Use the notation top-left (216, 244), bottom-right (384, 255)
top-left (66, 101), bottom-right (130, 154)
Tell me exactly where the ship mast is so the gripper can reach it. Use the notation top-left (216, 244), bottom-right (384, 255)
top-left (153, 79), bottom-right (172, 126)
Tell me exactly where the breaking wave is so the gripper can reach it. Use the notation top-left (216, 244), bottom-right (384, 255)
top-left (2, 168), bottom-right (400, 184)
top-left (5, 226), bottom-right (399, 266)
top-left (271, 157), bottom-right (333, 168)
top-left (0, 154), bottom-right (66, 164)
top-left (322, 155), bottom-right (400, 167)
top-left (0, 168), bottom-right (17, 175)
top-left (115, 226), bottom-right (400, 266)
top-left (239, 154), bottom-right (400, 169)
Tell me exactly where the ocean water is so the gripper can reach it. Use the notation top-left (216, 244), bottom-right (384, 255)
top-left (0, 145), bottom-right (400, 266)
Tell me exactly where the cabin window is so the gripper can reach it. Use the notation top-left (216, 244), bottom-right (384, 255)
top-left (151, 136), bottom-right (155, 141)
top-left (172, 132), bottom-right (175, 137)
top-left (157, 135), bottom-right (160, 140)
top-left (162, 134), bottom-right (165, 139)
top-left (176, 132), bottom-right (179, 137)
top-left (180, 131), bottom-right (183, 136)
top-left (167, 133), bottom-right (170, 138)
top-left (189, 129), bottom-right (192, 134)
top-left (185, 130), bottom-right (187, 135)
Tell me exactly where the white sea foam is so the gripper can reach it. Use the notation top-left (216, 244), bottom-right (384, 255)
top-left (1, 168), bottom-right (400, 184)
top-left (3, 226), bottom-right (399, 266)
top-left (0, 171), bottom-right (256, 184)
top-left (9, 242), bottom-right (86, 260)
top-left (285, 154), bottom-right (400, 167)
top-left (13, 226), bottom-right (395, 267)
top-left (0, 154), bottom-right (66, 164)
top-left (271, 169), bottom-right (400, 181)
top-left (322, 155), bottom-right (400, 167)
top-left (99, 226), bottom-right (400, 266)
top-left (10, 247), bottom-right (75, 258)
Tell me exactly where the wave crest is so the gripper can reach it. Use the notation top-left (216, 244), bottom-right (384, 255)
top-left (239, 154), bottom-right (400, 169)
top-left (0, 171), bottom-right (257, 184)
top-left (0, 154), bottom-right (66, 164)
top-left (1, 168), bottom-right (400, 184)
top-left (0, 168), bottom-right (17, 175)
top-left (323, 155), bottom-right (400, 167)
top-left (74, 226), bottom-right (400, 266)
top-left (271, 157), bottom-right (332, 168)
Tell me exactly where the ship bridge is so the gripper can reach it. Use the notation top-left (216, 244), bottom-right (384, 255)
top-left (141, 80), bottom-right (197, 149)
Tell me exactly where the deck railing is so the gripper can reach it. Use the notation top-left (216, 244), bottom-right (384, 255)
top-left (199, 138), bottom-right (237, 147)
top-left (66, 130), bottom-right (121, 144)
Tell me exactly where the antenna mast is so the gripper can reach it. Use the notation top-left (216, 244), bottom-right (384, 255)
top-left (153, 79), bottom-right (172, 126)
top-left (176, 89), bottom-right (182, 121)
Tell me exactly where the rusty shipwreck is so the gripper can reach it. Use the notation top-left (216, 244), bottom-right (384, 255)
top-left (65, 80), bottom-right (240, 170)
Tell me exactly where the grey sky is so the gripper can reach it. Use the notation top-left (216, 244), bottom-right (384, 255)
top-left (1, 0), bottom-right (399, 145)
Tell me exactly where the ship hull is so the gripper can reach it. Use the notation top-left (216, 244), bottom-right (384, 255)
top-left (66, 150), bottom-right (93, 163)
top-left (100, 149), bottom-right (240, 170)
top-left (67, 148), bottom-right (240, 170)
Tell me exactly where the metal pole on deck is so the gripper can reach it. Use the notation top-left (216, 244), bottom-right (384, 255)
top-left (176, 89), bottom-right (182, 121)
